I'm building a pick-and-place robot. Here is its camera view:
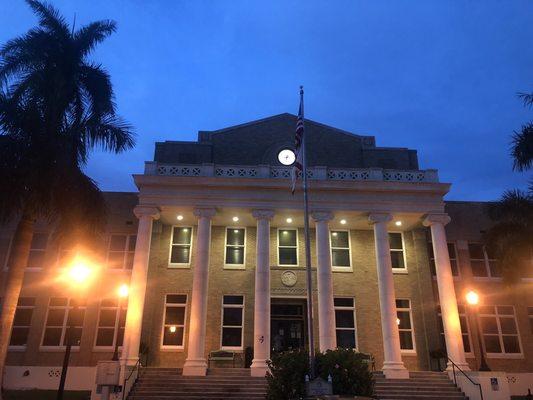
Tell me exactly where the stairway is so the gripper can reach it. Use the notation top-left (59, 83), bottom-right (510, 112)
top-left (373, 371), bottom-right (468, 400)
top-left (127, 368), bottom-right (267, 400)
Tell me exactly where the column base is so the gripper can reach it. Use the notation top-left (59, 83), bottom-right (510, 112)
top-left (183, 359), bottom-right (208, 376)
top-left (250, 359), bottom-right (269, 377)
top-left (382, 361), bottom-right (409, 379)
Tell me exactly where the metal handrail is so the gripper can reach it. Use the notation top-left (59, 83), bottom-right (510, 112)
top-left (447, 357), bottom-right (483, 400)
top-left (121, 358), bottom-right (142, 400)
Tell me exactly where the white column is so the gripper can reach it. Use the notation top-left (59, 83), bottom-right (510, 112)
top-left (183, 207), bottom-right (216, 376)
top-left (369, 213), bottom-right (408, 379)
top-left (250, 209), bottom-right (274, 377)
top-left (121, 205), bottom-right (160, 367)
top-left (312, 211), bottom-right (337, 352)
top-left (424, 214), bottom-right (469, 370)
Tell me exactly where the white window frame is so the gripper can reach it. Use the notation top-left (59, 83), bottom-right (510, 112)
top-left (437, 304), bottom-right (473, 357)
top-left (468, 243), bottom-right (502, 281)
top-left (9, 297), bottom-right (36, 350)
top-left (160, 294), bottom-right (187, 350)
top-left (220, 295), bottom-right (245, 350)
top-left (106, 234), bottom-right (137, 270)
top-left (93, 299), bottom-right (127, 350)
top-left (224, 227), bottom-right (246, 270)
top-left (168, 226), bottom-right (193, 268)
top-left (396, 298), bottom-right (416, 353)
top-left (479, 305), bottom-right (523, 358)
top-left (330, 230), bottom-right (352, 272)
top-left (429, 241), bottom-right (461, 279)
top-left (277, 228), bottom-right (299, 267)
top-left (390, 232), bottom-right (408, 273)
top-left (333, 297), bottom-right (357, 349)
top-left (40, 298), bottom-right (86, 351)
top-left (27, 232), bottom-right (49, 270)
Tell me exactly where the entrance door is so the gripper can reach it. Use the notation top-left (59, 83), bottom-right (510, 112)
top-left (271, 299), bottom-right (307, 353)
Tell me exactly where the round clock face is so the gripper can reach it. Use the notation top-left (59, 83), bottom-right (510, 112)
top-left (278, 149), bottom-right (296, 166)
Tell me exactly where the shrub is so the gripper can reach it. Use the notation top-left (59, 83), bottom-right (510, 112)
top-left (266, 350), bottom-right (309, 400)
top-left (316, 349), bottom-right (374, 397)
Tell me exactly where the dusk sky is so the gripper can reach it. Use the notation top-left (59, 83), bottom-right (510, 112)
top-left (1, 0), bottom-right (532, 200)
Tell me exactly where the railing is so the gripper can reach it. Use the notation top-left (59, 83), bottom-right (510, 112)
top-left (448, 357), bottom-right (483, 400)
top-left (146, 162), bottom-right (440, 183)
top-left (121, 358), bottom-right (143, 400)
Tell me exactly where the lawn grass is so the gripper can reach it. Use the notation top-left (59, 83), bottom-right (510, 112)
top-left (4, 390), bottom-right (91, 400)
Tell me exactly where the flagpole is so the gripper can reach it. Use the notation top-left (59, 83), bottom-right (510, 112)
top-left (300, 85), bottom-right (316, 379)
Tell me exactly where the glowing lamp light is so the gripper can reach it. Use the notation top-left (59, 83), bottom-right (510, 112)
top-left (395, 221), bottom-right (402, 227)
top-left (232, 216), bottom-right (239, 222)
top-left (234, 229), bottom-right (239, 233)
top-left (340, 219), bottom-right (347, 225)
top-left (68, 260), bottom-right (91, 284)
top-left (286, 218), bottom-right (293, 224)
top-left (177, 215), bottom-right (184, 221)
top-left (169, 326), bottom-right (177, 333)
top-left (396, 318), bottom-right (401, 326)
top-left (118, 284), bottom-right (129, 298)
top-left (466, 290), bottom-right (479, 306)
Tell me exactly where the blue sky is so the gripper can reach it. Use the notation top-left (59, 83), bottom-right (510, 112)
top-left (1, 0), bottom-right (532, 200)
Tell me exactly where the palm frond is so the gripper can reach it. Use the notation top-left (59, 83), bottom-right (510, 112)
top-left (74, 20), bottom-right (117, 58)
top-left (25, 0), bottom-right (69, 38)
top-left (84, 114), bottom-right (135, 154)
top-left (511, 122), bottom-right (533, 172)
top-left (79, 64), bottom-right (115, 116)
top-left (518, 92), bottom-right (533, 108)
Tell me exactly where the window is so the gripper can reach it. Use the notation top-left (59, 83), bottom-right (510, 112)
top-left (330, 231), bottom-right (351, 268)
top-left (529, 307), bottom-right (533, 334)
top-left (221, 295), bottom-right (244, 349)
top-left (57, 243), bottom-right (75, 268)
top-left (42, 298), bottom-right (86, 347)
top-left (396, 299), bottom-right (415, 351)
top-left (170, 227), bottom-right (192, 265)
top-left (225, 228), bottom-right (245, 266)
top-left (161, 294), bottom-right (187, 348)
top-left (479, 305), bottom-right (522, 355)
top-left (278, 229), bottom-right (298, 266)
top-left (334, 298), bottom-right (357, 349)
top-left (389, 233), bottom-right (405, 270)
top-left (10, 297), bottom-right (35, 347)
top-left (27, 233), bottom-right (48, 268)
top-left (95, 299), bottom-right (127, 348)
top-left (107, 234), bottom-right (136, 269)
top-left (468, 243), bottom-right (501, 278)
top-left (428, 242), bottom-right (459, 276)
top-left (436, 304), bottom-right (472, 353)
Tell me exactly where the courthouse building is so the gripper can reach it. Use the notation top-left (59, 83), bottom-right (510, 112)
top-left (0, 114), bottom-right (532, 393)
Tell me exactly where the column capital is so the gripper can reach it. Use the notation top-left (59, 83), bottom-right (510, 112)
top-left (368, 213), bottom-right (392, 224)
top-left (423, 213), bottom-right (451, 227)
top-left (311, 211), bottom-right (334, 222)
top-left (252, 209), bottom-right (275, 221)
top-left (193, 207), bottom-right (217, 218)
top-left (134, 205), bottom-right (160, 220)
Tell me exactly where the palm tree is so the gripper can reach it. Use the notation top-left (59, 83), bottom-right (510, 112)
top-left (512, 92), bottom-right (533, 172)
top-left (0, 0), bottom-right (134, 395)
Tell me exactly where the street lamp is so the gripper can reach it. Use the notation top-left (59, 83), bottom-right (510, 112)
top-left (57, 259), bottom-right (94, 400)
top-left (112, 284), bottom-right (129, 361)
top-left (465, 290), bottom-right (491, 371)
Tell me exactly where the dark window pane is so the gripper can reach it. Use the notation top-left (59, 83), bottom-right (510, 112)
top-left (50, 298), bottom-right (68, 307)
top-left (335, 310), bottom-right (354, 328)
top-left (225, 247), bottom-right (244, 264)
top-left (471, 260), bottom-right (487, 277)
top-left (489, 261), bottom-right (501, 277)
top-left (172, 227), bottom-right (191, 245)
top-left (336, 330), bottom-right (356, 349)
top-left (389, 233), bottom-right (403, 249)
top-left (67, 308), bottom-right (85, 327)
top-left (166, 294), bottom-right (187, 304)
top-left (447, 243), bottom-right (457, 259)
top-left (279, 230), bottom-right (297, 247)
top-left (334, 298), bottom-right (354, 307)
top-left (31, 233), bottom-right (48, 250)
top-left (170, 245), bottom-right (190, 264)
top-left (468, 244), bottom-right (484, 259)
top-left (397, 311), bottom-right (411, 329)
top-left (223, 308), bottom-right (243, 326)
top-left (459, 316), bottom-right (469, 334)
top-left (479, 305), bottom-right (495, 314)
top-left (223, 295), bottom-right (244, 305)
top-left (108, 252), bottom-right (125, 269)
top-left (68, 328), bottom-right (83, 346)
top-left (331, 231), bottom-right (349, 248)
top-left (332, 249), bottom-right (350, 267)
top-left (503, 336), bottom-right (521, 353)
top-left (10, 328), bottom-right (29, 346)
top-left (13, 308), bottom-right (33, 326)
top-left (119, 309), bottom-right (127, 327)
top-left (450, 259), bottom-right (459, 276)
top-left (96, 328), bottom-right (115, 346)
top-left (128, 235), bottom-right (137, 251)
top-left (500, 317), bottom-right (517, 334)
top-left (390, 251), bottom-right (405, 269)
top-left (110, 235), bottom-right (126, 251)
top-left (27, 251), bottom-right (44, 268)
top-left (43, 328), bottom-right (62, 346)
top-left (279, 248), bottom-right (297, 265)
top-left (163, 326), bottom-right (184, 346)
top-left (530, 318), bottom-right (533, 335)
top-left (117, 327), bottom-right (125, 346)
top-left (462, 334), bottom-right (471, 353)
top-left (484, 335), bottom-right (501, 353)
top-left (396, 299), bottom-right (410, 308)
top-left (18, 297), bottom-right (35, 307)
top-left (125, 252), bottom-right (134, 269)
top-left (99, 309), bottom-right (117, 327)
top-left (429, 259), bottom-right (436, 276)
top-left (226, 229), bottom-right (245, 246)
top-left (399, 331), bottom-right (414, 350)
top-left (222, 327), bottom-right (242, 347)
top-left (165, 307), bottom-right (185, 325)
top-left (480, 317), bottom-right (498, 334)
top-left (46, 309), bottom-right (65, 326)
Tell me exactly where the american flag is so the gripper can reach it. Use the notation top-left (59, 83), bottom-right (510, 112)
top-left (291, 89), bottom-right (304, 194)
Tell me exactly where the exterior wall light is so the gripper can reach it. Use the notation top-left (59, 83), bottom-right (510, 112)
top-left (340, 219), bottom-right (347, 225)
top-left (177, 215), bottom-right (184, 221)
top-left (232, 216), bottom-right (239, 222)
top-left (395, 221), bottom-right (402, 226)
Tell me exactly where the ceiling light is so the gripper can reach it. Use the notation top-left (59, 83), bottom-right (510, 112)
top-left (177, 215), bottom-right (183, 221)
top-left (395, 221), bottom-right (402, 226)
top-left (234, 229), bottom-right (239, 233)
top-left (340, 219), bottom-right (347, 225)
top-left (286, 218), bottom-right (293, 223)
top-left (332, 232), bottom-right (338, 237)
top-left (232, 216), bottom-right (239, 222)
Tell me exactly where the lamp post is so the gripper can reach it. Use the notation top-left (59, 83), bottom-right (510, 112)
top-left (466, 290), bottom-right (491, 372)
top-left (112, 284), bottom-right (129, 361)
top-left (57, 260), bottom-right (93, 400)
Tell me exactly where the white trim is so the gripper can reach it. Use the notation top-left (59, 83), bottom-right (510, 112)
top-left (220, 294), bottom-right (245, 350)
top-left (468, 242), bottom-right (501, 280)
top-left (479, 305), bottom-right (523, 357)
top-left (223, 227), bottom-right (247, 269)
top-left (40, 297), bottom-right (85, 350)
top-left (389, 231), bottom-right (408, 273)
top-left (105, 233), bottom-right (137, 270)
top-left (277, 227), bottom-right (299, 267)
top-left (396, 298), bottom-right (416, 354)
top-left (160, 293), bottom-right (187, 350)
top-left (168, 226), bottom-right (193, 268)
top-left (330, 230), bottom-right (353, 272)
top-left (333, 297), bottom-right (358, 350)
top-left (93, 298), bottom-right (127, 350)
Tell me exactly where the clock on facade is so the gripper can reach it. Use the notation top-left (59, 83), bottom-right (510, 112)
top-left (278, 149), bottom-right (296, 166)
